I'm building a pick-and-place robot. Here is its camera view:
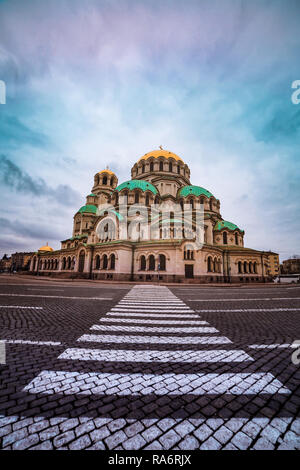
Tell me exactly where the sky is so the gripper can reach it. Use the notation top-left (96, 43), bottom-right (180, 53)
top-left (0, 0), bottom-right (299, 260)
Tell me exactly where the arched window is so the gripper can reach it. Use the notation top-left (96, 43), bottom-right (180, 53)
top-left (149, 255), bottom-right (155, 271)
top-left (142, 163), bottom-right (145, 173)
top-left (223, 232), bottom-right (228, 244)
top-left (95, 255), bottom-right (100, 269)
top-left (190, 198), bottom-right (194, 210)
top-left (110, 254), bottom-right (115, 270)
top-left (103, 254), bottom-right (108, 269)
top-left (244, 261), bottom-right (248, 273)
top-left (135, 191), bottom-right (139, 204)
top-left (200, 197), bottom-right (204, 205)
top-left (62, 257), bottom-right (66, 270)
top-left (145, 194), bottom-right (150, 206)
top-left (78, 251), bottom-right (85, 273)
top-left (177, 165), bottom-right (180, 174)
top-left (180, 199), bottom-right (184, 210)
top-left (213, 259), bottom-right (217, 273)
top-left (71, 257), bottom-right (75, 270)
top-left (103, 176), bottom-right (107, 185)
top-left (238, 261), bottom-right (242, 273)
top-left (150, 162), bottom-right (154, 172)
top-left (209, 199), bottom-right (213, 210)
top-left (67, 257), bottom-right (71, 269)
top-left (207, 256), bottom-right (212, 272)
top-left (235, 233), bottom-right (238, 245)
top-left (169, 162), bottom-right (172, 172)
top-left (159, 161), bottom-right (163, 171)
top-left (154, 195), bottom-right (159, 205)
top-left (249, 262), bottom-right (253, 273)
top-left (159, 254), bottom-right (166, 271)
top-left (110, 177), bottom-right (114, 186)
top-left (253, 262), bottom-right (257, 274)
top-left (140, 255), bottom-right (146, 271)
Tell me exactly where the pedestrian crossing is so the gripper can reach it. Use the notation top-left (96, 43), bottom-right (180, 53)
top-left (22, 285), bottom-right (291, 400)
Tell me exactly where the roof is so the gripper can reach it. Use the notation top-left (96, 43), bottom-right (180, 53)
top-left (178, 185), bottom-right (213, 198)
top-left (97, 169), bottom-right (115, 175)
top-left (38, 243), bottom-right (53, 252)
top-left (77, 204), bottom-right (98, 215)
top-left (138, 149), bottom-right (183, 163)
top-left (115, 180), bottom-right (158, 194)
top-left (214, 220), bottom-right (244, 233)
top-left (88, 193), bottom-right (97, 197)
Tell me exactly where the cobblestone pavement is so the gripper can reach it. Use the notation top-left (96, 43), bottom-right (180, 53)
top-left (0, 277), bottom-right (299, 450)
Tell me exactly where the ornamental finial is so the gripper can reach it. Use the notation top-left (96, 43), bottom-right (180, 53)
top-left (159, 145), bottom-right (163, 150)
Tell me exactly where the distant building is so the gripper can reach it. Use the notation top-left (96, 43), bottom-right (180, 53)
top-left (281, 256), bottom-right (300, 274)
top-left (0, 254), bottom-right (11, 272)
top-left (265, 251), bottom-right (280, 277)
top-left (11, 252), bottom-right (34, 272)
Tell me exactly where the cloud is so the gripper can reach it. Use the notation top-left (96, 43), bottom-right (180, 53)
top-left (0, 0), bottom-right (299, 259)
top-left (0, 155), bottom-right (82, 206)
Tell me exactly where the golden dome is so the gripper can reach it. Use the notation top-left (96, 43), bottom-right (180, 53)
top-left (97, 169), bottom-right (115, 175)
top-left (138, 149), bottom-right (183, 163)
top-left (38, 243), bottom-right (53, 252)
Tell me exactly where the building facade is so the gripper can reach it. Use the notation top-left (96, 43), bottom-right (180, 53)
top-left (265, 251), bottom-right (280, 278)
top-left (29, 149), bottom-right (273, 283)
top-left (281, 257), bottom-right (300, 274)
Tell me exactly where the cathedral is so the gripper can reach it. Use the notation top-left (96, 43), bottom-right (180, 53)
top-left (29, 148), bottom-right (271, 283)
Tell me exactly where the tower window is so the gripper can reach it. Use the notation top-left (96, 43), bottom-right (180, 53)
top-left (223, 232), bottom-right (227, 244)
top-left (159, 161), bottom-right (163, 171)
top-left (103, 176), bottom-right (107, 185)
top-left (150, 162), bottom-right (154, 172)
top-left (169, 162), bottom-right (172, 172)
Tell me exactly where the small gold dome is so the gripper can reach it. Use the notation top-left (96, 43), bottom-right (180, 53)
top-left (138, 149), bottom-right (183, 163)
top-left (38, 243), bottom-right (53, 252)
top-left (97, 169), bottom-right (115, 175)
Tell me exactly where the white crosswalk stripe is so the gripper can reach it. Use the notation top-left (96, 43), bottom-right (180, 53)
top-left (78, 333), bottom-right (232, 344)
top-left (99, 318), bottom-right (209, 325)
top-left (89, 325), bottom-right (218, 333)
top-left (23, 370), bottom-right (290, 396)
top-left (59, 348), bottom-right (253, 363)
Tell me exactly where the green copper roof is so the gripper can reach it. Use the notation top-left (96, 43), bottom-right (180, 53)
top-left (214, 220), bottom-right (244, 232)
top-left (115, 180), bottom-right (158, 194)
top-left (178, 185), bottom-right (213, 198)
top-left (88, 193), bottom-right (97, 197)
top-left (98, 208), bottom-right (124, 221)
top-left (78, 204), bottom-right (98, 214)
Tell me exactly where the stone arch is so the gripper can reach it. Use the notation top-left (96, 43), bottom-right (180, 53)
top-left (140, 255), bottom-right (146, 271)
top-left (95, 254), bottom-right (101, 270)
top-left (148, 254), bottom-right (155, 271)
top-left (78, 250), bottom-right (86, 273)
top-left (159, 254), bottom-right (166, 271)
top-left (110, 253), bottom-right (116, 270)
top-left (102, 254), bottom-right (108, 269)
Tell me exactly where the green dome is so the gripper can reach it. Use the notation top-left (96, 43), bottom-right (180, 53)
top-left (214, 220), bottom-right (244, 232)
top-left (115, 179), bottom-right (158, 194)
top-left (78, 204), bottom-right (98, 215)
top-left (178, 185), bottom-right (213, 198)
top-left (88, 193), bottom-right (97, 197)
